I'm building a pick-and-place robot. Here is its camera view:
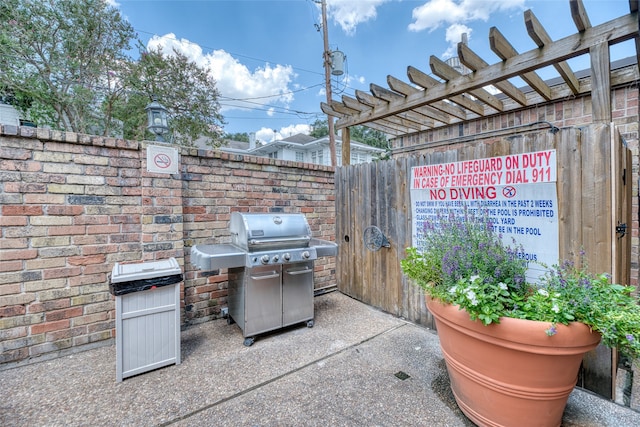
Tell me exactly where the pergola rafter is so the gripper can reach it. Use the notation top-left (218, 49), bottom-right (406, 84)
top-left (324, 0), bottom-right (639, 165)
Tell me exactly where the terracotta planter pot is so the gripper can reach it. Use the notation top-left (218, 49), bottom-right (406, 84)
top-left (426, 296), bottom-right (601, 427)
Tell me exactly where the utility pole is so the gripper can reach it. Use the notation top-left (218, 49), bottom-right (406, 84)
top-left (320, 0), bottom-right (337, 167)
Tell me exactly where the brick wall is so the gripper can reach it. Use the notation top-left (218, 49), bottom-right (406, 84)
top-left (0, 128), bottom-right (336, 366)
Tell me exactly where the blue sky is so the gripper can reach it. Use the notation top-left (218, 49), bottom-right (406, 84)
top-left (113, 0), bottom-right (636, 143)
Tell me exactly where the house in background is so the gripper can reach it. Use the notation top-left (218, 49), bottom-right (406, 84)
top-left (0, 102), bottom-right (21, 126)
top-left (228, 133), bottom-right (387, 166)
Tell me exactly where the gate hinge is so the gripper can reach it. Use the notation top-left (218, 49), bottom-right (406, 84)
top-left (615, 222), bottom-right (627, 238)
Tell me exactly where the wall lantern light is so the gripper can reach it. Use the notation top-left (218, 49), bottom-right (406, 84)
top-left (145, 96), bottom-right (169, 142)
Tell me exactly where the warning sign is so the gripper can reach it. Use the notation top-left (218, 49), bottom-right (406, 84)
top-left (147, 145), bottom-right (179, 174)
top-left (409, 150), bottom-right (558, 282)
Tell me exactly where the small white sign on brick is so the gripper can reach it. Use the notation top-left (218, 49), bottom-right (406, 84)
top-left (147, 145), bottom-right (178, 174)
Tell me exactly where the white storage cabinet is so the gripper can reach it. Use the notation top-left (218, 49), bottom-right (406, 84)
top-left (109, 258), bottom-right (182, 382)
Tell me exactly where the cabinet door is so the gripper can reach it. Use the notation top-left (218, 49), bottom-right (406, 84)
top-left (282, 262), bottom-right (314, 327)
top-left (245, 265), bottom-right (282, 336)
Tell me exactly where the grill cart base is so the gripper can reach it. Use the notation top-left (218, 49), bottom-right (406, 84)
top-left (228, 262), bottom-right (315, 346)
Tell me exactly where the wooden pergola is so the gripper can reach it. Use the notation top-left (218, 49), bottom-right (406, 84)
top-left (322, 0), bottom-right (639, 165)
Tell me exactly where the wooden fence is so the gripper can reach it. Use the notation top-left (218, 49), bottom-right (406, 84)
top-left (335, 123), bottom-right (631, 398)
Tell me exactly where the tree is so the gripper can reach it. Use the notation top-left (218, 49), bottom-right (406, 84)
top-left (349, 126), bottom-right (389, 149)
top-left (113, 47), bottom-right (224, 146)
top-left (0, 0), bottom-right (224, 146)
top-left (310, 118), bottom-right (388, 149)
top-left (0, 0), bottom-right (135, 134)
top-left (223, 132), bottom-right (250, 142)
top-left (310, 118), bottom-right (329, 138)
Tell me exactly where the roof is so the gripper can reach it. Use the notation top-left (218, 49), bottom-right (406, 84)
top-left (281, 134), bottom-right (316, 144)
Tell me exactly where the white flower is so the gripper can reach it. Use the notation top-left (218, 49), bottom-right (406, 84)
top-left (498, 282), bottom-right (508, 290)
top-left (466, 290), bottom-right (479, 306)
top-left (449, 286), bottom-right (457, 294)
top-left (538, 289), bottom-right (549, 297)
top-left (469, 275), bottom-right (481, 283)
top-left (552, 304), bottom-right (560, 313)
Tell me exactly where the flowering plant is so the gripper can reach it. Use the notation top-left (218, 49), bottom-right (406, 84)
top-left (401, 214), bottom-right (640, 359)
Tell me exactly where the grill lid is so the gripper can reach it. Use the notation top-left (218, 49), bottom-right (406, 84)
top-left (230, 212), bottom-right (312, 251)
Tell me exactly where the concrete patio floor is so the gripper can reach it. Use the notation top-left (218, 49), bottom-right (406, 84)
top-left (1, 291), bottom-right (638, 426)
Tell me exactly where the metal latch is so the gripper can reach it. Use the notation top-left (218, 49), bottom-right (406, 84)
top-left (615, 222), bottom-right (627, 238)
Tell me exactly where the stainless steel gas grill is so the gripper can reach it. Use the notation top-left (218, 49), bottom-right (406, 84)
top-left (190, 212), bottom-right (338, 346)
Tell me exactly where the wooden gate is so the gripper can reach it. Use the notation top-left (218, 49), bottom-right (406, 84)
top-left (335, 123), bottom-right (632, 399)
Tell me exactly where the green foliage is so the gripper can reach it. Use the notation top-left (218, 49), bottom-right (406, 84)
top-left (0, 0), bottom-right (135, 133)
top-left (223, 132), bottom-right (250, 143)
top-left (310, 118), bottom-right (389, 149)
top-left (309, 118), bottom-right (329, 138)
top-left (401, 214), bottom-right (640, 359)
top-left (349, 125), bottom-right (389, 149)
top-left (0, 0), bottom-right (224, 145)
top-left (517, 260), bottom-right (640, 359)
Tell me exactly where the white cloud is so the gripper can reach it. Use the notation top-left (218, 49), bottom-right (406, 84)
top-left (344, 74), bottom-right (366, 87)
top-left (146, 33), bottom-right (296, 113)
top-left (408, 0), bottom-right (525, 32)
top-left (325, 0), bottom-right (391, 35)
top-left (442, 24), bottom-right (472, 59)
top-left (255, 127), bottom-right (278, 143)
top-left (255, 124), bottom-right (312, 143)
top-left (279, 124), bottom-right (312, 138)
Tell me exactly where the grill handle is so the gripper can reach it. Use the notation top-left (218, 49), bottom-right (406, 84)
top-left (250, 272), bottom-right (279, 280)
top-left (248, 236), bottom-right (311, 247)
top-left (286, 268), bottom-right (313, 276)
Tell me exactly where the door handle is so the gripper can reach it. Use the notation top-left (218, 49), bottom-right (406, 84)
top-left (286, 268), bottom-right (313, 276)
top-left (250, 272), bottom-right (279, 280)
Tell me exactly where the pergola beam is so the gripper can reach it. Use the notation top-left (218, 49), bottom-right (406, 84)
top-left (322, 101), bottom-right (404, 136)
top-left (570, 0), bottom-right (592, 32)
top-left (407, 66), bottom-right (485, 116)
top-left (525, 9), bottom-right (580, 94)
top-left (457, 43), bottom-right (528, 106)
top-left (334, 12), bottom-right (638, 130)
top-left (489, 26), bottom-right (553, 101)
top-left (631, 1), bottom-right (640, 66)
top-left (370, 84), bottom-right (436, 127)
top-left (342, 95), bottom-right (370, 112)
top-left (354, 90), bottom-right (428, 132)
top-left (387, 75), bottom-right (465, 121)
top-left (590, 42), bottom-right (612, 123)
top-left (429, 56), bottom-right (505, 112)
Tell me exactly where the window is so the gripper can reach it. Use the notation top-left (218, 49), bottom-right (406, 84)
top-left (351, 152), bottom-right (367, 164)
top-left (268, 151), bottom-right (278, 159)
top-left (311, 149), bottom-right (324, 165)
top-left (295, 151), bottom-right (304, 162)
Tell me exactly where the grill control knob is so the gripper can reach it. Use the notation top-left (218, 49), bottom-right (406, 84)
top-left (272, 255), bottom-right (280, 263)
top-left (283, 253), bottom-right (291, 261)
top-left (260, 255), bottom-right (270, 264)
top-left (302, 251), bottom-right (310, 259)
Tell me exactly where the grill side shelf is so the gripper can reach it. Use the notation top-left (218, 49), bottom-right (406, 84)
top-left (309, 238), bottom-right (338, 257)
top-left (190, 244), bottom-right (245, 271)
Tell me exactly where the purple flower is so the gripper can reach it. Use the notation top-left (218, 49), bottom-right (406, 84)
top-left (626, 334), bottom-right (635, 342)
top-left (545, 325), bottom-right (558, 336)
